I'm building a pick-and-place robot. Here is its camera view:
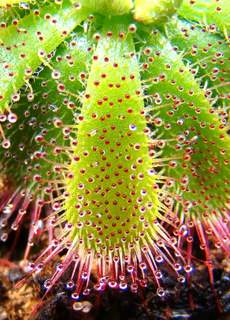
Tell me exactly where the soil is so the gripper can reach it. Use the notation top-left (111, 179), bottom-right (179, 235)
top-left (0, 255), bottom-right (229, 320)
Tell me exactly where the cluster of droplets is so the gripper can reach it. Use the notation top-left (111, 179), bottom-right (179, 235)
top-left (0, 111), bottom-right (18, 149)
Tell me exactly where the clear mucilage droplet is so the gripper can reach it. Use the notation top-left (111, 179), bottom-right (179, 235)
top-left (129, 124), bottom-right (137, 131)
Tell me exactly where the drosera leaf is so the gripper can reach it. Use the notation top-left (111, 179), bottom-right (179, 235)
top-left (0, 0), bottom-right (89, 113)
top-left (141, 30), bottom-right (230, 217)
top-left (140, 30), bottom-right (230, 257)
top-left (178, 0), bottom-right (230, 39)
top-left (165, 18), bottom-right (230, 109)
top-left (30, 33), bottom-right (93, 111)
top-left (0, 31), bottom-right (94, 253)
top-left (0, 0), bottom-right (228, 303)
top-left (65, 21), bottom-right (159, 241)
top-left (26, 19), bottom-right (185, 297)
top-left (0, 31), bottom-right (93, 181)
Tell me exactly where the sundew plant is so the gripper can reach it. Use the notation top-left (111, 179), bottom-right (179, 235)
top-left (0, 0), bottom-right (229, 302)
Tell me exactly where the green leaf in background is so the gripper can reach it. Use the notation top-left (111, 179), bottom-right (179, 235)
top-left (0, 0), bottom-right (88, 113)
